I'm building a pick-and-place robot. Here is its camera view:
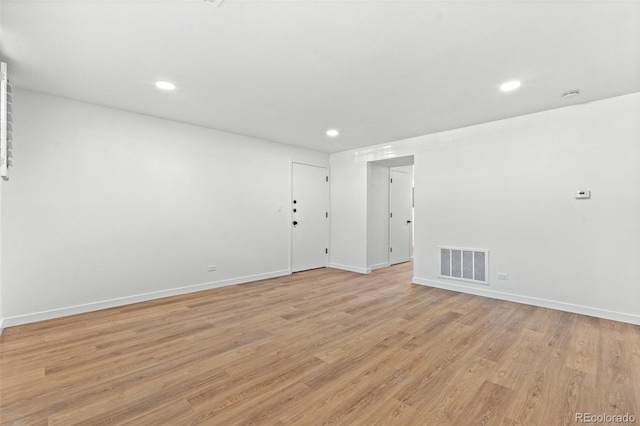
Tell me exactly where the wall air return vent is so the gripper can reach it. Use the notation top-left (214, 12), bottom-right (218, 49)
top-left (1, 62), bottom-right (13, 181)
top-left (440, 247), bottom-right (489, 284)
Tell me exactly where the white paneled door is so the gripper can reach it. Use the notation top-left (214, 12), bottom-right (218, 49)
top-left (292, 163), bottom-right (329, 272)
top-left (389, 169), bottom-right (412, 265)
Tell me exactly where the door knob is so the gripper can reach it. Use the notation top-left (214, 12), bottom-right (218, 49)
top-left (407, 220), bottom-right (412, 224)
top-left (293, 221), bottom-right (298, 225)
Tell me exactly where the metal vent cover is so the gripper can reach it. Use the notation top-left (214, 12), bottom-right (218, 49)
top-left (440, 247), bottom-right (488, 284)
top-left (1, 61), bottom-right (13, 181)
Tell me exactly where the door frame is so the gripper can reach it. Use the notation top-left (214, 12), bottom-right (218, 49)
top-left (289, 161), bottom-right (330, 273)
top-left (389, 168), bottom-right (413, 265)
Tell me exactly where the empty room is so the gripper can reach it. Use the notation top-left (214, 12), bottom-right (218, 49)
top-left (1, 0), bottom-right (639, 425)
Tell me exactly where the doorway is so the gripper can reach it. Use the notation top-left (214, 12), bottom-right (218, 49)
top-left (366, 156), bottom-right (414, 271)
top-left (291, 162), bottom-right (329, 272)
top-left (389, 168), bottom-right (413, 265)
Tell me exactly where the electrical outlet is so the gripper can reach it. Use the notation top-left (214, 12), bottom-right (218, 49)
top-left (497, 272), bottom-right (508, 280)
top-left (208, 265), bottom-right (217, 272)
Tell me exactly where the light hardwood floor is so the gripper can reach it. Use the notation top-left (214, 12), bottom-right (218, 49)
top-left (1, 263), bottom-right (639, 425)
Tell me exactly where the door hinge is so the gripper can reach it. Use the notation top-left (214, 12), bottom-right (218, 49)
top-left (390, 212), bottom-right (393, 218)
top-left (326, 212), bottom-right (328, 218)
top-left (390, 247), bottom-right (393, 252)
top-left (325, 248), bottom-right (328, 254)
top-left (390, 178), bottom-right (393, 183)
top-left (326, 176), bottom-right (329, 182)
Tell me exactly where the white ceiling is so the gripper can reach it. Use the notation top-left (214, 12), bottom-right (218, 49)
top-left (1, 0), bottom-right (639, 153)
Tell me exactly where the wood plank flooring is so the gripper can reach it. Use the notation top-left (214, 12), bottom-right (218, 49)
top-left (1, 263), bottom-right (639, 425)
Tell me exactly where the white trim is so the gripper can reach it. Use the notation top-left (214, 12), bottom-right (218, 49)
top-left (287, 160), bottom-right (293, 273)
top-left (437, 245), bottom-right (490, 253)
top-left (329, 263), bottom-right (371, 274)
top-left (0, 318), bottom-right (4, 335)
top-left (412, 277), bottom-right (640, 325)
top-left (369, 262), bottom-right (390, 271)
top-left (2, 269), bottom-right (291, 328)
top-left (291, 160), bottom-right (330, 170)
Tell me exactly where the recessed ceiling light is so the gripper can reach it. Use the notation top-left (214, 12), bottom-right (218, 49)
top-left (500, 80), bottom-right (521, 92)
top-left (155, 81), bottom-right (176, 91)
top-left (326, 129), bottom-right (339, 137)
top-left (562, 90), bottom-right (580, 98)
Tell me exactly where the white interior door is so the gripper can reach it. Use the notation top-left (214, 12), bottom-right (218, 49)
top-left (292, 163), bottom-right (329, 272)
top-left (389, 169), bottom-right (412, 265)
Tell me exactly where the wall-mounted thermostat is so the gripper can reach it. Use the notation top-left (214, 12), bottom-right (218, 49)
top-left (575, 190), bottom-right (591, 199)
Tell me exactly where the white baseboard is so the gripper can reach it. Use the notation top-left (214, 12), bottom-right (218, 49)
top-left (412, 277), bottom-right (640, 325)
top-left (2, 269), bottom-right (291, 328)
top-left (369, 262), bottom-right (390, 271)
top-left (329, 263), bottom-right (371, 274)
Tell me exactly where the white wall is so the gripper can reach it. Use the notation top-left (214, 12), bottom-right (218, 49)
top-left (367, 162), bottom-right (389, 270)
top-left (0, 18), bottom-right (4, 334)
top-left (329, 152), bottom-right (368, 273)
top-left (330, 93), bottom-right (640, 324)
top-left (0, 166), bottom-right (3, 333)
top-left (4, 90), bottom-right (639, 327)
top-left (1, 29), bottom-right (5, 332)
top-left (1, 89), bottom-right (328, 326)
